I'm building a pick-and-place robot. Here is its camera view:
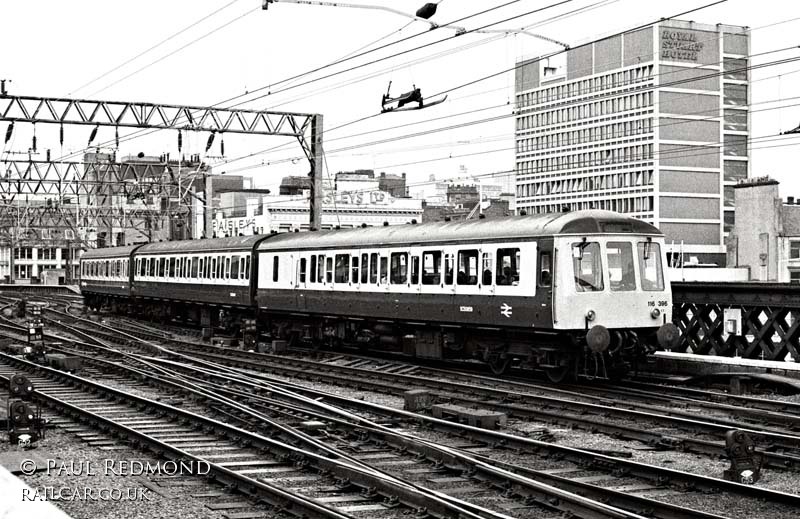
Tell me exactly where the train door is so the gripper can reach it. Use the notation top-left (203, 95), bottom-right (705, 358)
top-left (535, 239), bottom-right (554, 327)
top-left (453, 246), bottom-right (480, 323)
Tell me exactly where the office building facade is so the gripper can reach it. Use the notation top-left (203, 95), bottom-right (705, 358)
top-left (515, 20), bottom-right (749, 264)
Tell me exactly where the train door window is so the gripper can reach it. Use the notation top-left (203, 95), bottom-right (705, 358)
top-left (105, 260), bottom-right (110, 277)
top-left (225, 257), bottom-right (231, 279)
top-left (607, 242), bottom-right (635, 291)
top-left (637, 241), bottom-right (664, 291)
top-left (390, 253), bottom-right (408, 284)
top-left (217, 256), bottom-right (224, 279)
top-left (369, 253), bottom-right (378, 284)
top-left (411, 255), bottom-right (420, 285)
top-left (169, 258), bottom-right (176, 277)
top-left (538, 251), bottom-right (552, 287)
top-left (361, 253), bottom-right (369, 284)
top-left (422, 251), bottom-right (442, 285)
top-left (444, 253), bottom-right (454, 285)
top-left (272, 256), bottom-right (279, 282)
top-left (481, 252), bottom-right (493, 285)
top-left (191, 257), bottom-right (199, 278)
top-left (325, 256), bottom-right (333, 283)
top-left (379, 256), bottom-right (388, 285)
top-left (572, 242), bottom-right (604, 292)
top-left (211, 258), bottom-right (217, 279)
top-left (231, 255), bottom-right (240, 279)
top-left (239, 257), bottom-right (245, 279)
top-left (183, 258), bottom-right (189, 277)
top-left (457, 250), bottom-right (479, 285)
top-left (299, 258), bottom-right (307, 284)
top-left (351, 255), bottom-right (359, 282)
top-left (334, 254), bottom-right (349, 283)
top-left (318, 255), bottom-right (326, 284)
top-left (497, 248), bottom-right (521, 286)
top-left (310, 255), bottom-right (317, 284)
top-left (200, 258), bottom-right (206, 278)
top-left (245, 256), bottom-right (251, 280)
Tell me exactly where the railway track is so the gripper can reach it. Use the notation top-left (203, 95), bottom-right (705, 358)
top-left (4, 297), bottom-right (800, 517)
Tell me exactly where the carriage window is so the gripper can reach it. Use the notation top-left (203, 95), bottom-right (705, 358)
top-left (390, 253), bottom-right (408, 284)
top-left (335, 254), bottom-right (349, 283)
top-left (539, 251), bottom-right (552, 287)
top-left (225, 257), bottom-right (231, 279)
top-left (319, 255), bottom-right (327, 283)
top-left (245, 255), bottom-right (251, 280)
top-left (411, 255), bottom-right (420, 285)
top-left (273, 256), bottom-right (280, 282)
top-left (422, 251), bottom-right (441, 285)
top-left (191, 257), bottom-right (199, 278)
top-left (481, 252), bottom-right (493, 285)
top-left (217, 256), bottom-right (224, 279)
top-left (444, 253), bottom-right (454, 285)
top-left (169, 258), bottom-right (176, 277)
top-left (159, 258), bottom-right (167, 277)
top-left (231, 255), bottom-right (240, 279)
top-left (638, 241), bottom-right (664, 291)
top-left (299, 258), bottom-right (307, 283)
top-left (351, 255), bottom-right (359, 282)
top-left (211, 257), bottom-right (217, 279)
top-left (369, 253), bottom-right (378, 284)
top-left (310, 255), bottom-right (318, 284)
top-left (379, 256), bottom-right (388, 285)
top-left (572, 242), bottom-right (604, 292)
top-left (457, 250), bottom-right (479, 285)
top-left (360, 253), bottom-right (369, 283)
top-left (149, 258), bottom-right (156, 277)
top-left (325, 256), bottom-right (333, 283)
top-left (607, 242), bottom-right (635, 292)
top-left (239, 258), bottom-right (245, 279)
top-left (496, 248), bottom-right (520, 286)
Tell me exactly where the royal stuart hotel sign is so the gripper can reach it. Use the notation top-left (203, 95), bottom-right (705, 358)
top-left (661, 30), bottom-right (705, 62)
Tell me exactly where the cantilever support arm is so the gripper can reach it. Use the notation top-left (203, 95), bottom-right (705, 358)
top-left (264, 0), bottom-right (439, 28)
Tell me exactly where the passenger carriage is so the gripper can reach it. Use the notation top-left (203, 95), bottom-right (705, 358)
top-left (255, 210), bottom-right (679, 381)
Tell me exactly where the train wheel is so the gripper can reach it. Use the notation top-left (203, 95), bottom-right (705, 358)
top-left (487, 355), bottom-right (511, 376)
top-left (545, 364), bottom-right (574, 384)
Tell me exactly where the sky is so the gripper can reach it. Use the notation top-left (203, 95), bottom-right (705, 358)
top-left (3, 0), bottom-right (800, 200)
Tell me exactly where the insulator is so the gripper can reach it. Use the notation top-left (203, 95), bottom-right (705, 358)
top-left (177, 130), bottom-right (182, 152)
top-left (59, 123), bottom-right (64, 145)
top-left (205, 132), bottom-right (215, 152)
top-left (4, 122), bottom-right (13, 144)
top-left (46, 149), bottom-right (50, 161)
top-left (32, 135), bottom-right (37, 153)
top-left (88, 125), bottom-right (98, 146)
top-left (115, 127), bottom-right (119, 148)
top-left (220, 136), bottom-right (225, 156)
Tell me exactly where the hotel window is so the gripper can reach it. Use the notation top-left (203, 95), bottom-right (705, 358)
top-left (791, 270), bottom-right (800, 284)
top-left (724, 84), bottom-right (747, 106)
top-left (790, 242), bottom-right (800, 260)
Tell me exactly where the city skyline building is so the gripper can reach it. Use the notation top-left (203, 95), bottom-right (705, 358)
top-left (514, 19), bottom-right (750, 265)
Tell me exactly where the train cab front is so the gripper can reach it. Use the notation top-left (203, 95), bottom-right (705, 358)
top-left (553, 234), bottom-right (675, 378)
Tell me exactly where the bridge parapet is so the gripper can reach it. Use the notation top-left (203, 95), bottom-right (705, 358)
top-left (671, 282), bottom-right (800, 362)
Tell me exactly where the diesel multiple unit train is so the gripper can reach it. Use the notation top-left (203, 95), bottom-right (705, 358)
top-left (80, 210), bottom-right (680, 382)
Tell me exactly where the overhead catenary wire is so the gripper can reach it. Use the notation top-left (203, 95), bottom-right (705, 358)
top-left (68, 0), bottom-right (244, 97)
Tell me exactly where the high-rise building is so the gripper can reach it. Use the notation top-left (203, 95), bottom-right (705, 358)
top-left (515, 20), bottom-right (749, 265)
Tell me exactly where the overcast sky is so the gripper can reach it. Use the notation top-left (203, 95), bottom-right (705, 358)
top-left (4, 0), bottom-right (800, 198)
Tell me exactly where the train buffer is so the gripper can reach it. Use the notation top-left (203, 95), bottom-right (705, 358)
top-left (431, 403), bottom-right (507, 430)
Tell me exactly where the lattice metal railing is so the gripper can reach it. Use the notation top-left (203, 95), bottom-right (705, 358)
top-left (671, 282), bottom-right (800, 362)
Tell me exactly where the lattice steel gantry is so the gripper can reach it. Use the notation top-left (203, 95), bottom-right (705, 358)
top-left (0, 93), bottom-right (325, 234)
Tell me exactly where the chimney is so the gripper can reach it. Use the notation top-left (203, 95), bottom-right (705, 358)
top-left (789, 196), bottom-right (795, 204)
